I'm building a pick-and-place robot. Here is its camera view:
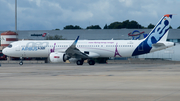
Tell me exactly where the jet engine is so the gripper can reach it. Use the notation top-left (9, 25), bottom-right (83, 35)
top-left (49, 52), bottom-right (67, 63)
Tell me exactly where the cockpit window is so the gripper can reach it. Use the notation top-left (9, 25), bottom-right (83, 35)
top-left (7, 44), bottom-right (12, 48)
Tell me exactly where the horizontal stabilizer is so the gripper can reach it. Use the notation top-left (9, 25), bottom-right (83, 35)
top-left (152, 42), bottom-right (165, 48)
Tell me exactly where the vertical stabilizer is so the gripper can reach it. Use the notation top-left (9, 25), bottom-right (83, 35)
top-left (132, 14), bottom-right (173, 56)
top-left (146, 14), bottom-right (172, 46)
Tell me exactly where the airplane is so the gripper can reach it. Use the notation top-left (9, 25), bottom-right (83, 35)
top-left (2, 14), bottom-right (175, 65)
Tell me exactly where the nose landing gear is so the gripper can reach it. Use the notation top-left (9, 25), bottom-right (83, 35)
top-left (19, 57), bottom-right (23, 65)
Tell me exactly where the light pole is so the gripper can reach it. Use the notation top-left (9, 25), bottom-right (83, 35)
top-left (15, 0), bottom-right (17, 31)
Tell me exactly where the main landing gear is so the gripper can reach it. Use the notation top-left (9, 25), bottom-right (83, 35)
top-left (76, 59), bottom-right (95, 65)
top-left (88, 60), bottom-right (95, 65)
top-left (76, 59), bottom-right (84, 65)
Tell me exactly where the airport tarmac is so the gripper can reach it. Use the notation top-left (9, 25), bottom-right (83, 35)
top-left (0, 63), bottom-right (180, 101)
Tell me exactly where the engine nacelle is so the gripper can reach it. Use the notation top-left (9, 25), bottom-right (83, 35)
top-left (49, 52), bottom-right (66, 63)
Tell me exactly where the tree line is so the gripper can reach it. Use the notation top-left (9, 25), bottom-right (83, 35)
top-left (54, 20), bottom-right (179, 30)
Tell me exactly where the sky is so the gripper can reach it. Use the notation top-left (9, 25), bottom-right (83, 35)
top-left (0, 0), bottom-right (180, 31)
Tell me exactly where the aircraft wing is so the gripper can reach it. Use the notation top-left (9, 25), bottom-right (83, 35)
top-left (65, 36), bottom-right (89, 58)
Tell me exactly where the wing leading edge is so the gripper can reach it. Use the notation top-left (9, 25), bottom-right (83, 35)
top-left (65, 36), bottom-right (89, 58)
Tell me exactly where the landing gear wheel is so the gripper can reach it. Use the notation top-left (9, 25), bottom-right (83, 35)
top-left (19, 57), bottom-right (23, 65)
top-left (88, 60), bottom-right (95, 65)
top-left (76, 60), bottom-right (83, 65)
top-left (19, 61), bottom-right (23, 65)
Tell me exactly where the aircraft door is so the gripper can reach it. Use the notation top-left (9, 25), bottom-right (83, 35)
top-left (15, 44), bottom-right (20, 51)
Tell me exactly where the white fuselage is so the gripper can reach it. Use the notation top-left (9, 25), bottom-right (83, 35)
top-left (2, 39), bottom-right (174, 58)
top-left (2, 14), bottom-right (175, 65)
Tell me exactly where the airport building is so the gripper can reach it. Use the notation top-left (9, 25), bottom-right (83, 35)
top-left (0, 29), bottom-right (180, 61)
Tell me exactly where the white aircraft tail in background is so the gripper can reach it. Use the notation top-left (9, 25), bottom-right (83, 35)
top-left (3, 14), bottom-right (175, 65)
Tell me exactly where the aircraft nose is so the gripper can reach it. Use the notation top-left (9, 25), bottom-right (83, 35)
top-left (2, 48), bottom-right (7, 55)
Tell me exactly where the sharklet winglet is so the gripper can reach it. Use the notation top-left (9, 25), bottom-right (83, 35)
top-left (71, 36), bottom-right (79, 48)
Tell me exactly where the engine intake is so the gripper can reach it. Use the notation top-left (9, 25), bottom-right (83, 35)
top-left (50, 52), bottom-right (66, 63)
